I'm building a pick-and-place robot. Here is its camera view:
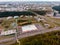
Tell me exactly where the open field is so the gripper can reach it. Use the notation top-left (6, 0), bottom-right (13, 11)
top-left (12, 31), bottom-right (60, 45)
top-left (46, 16), bottom-right (60, 26)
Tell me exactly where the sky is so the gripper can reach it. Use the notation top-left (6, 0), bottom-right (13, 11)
top-left (0, 0), bottom-right (60, 2)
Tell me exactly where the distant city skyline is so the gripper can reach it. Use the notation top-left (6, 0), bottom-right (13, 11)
top-left (0, 0), bottom-right (60, 2)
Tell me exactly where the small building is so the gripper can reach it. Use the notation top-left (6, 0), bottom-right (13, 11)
top-left (1, 30), bottom-right (16, 35)
top-left (14, 16), bottom-right (19, 19)
top-left (25, 16), bottom-right (28, 18)
top-left (44, 24), bottom-right (50, 28)
top-left (6, 16), bottom-right (13, 20)
top-left (55, 14), bottom-right (60, 17)
top-left (46, 12), bottom-right (54, 16)
top-left (46, 7), bottom-right (54, 16)
top-left (20, 15), bottom-right (23, 18)
top-left (34, 16), bottom-right (45, 22)
top-left (29, 16), bottom-right (33, 18)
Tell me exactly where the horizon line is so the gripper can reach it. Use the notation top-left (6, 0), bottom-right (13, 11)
top-left (0, 0), bottom-right (60, 2)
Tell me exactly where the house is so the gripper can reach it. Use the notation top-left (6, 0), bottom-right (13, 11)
top-left (14, 16), bottom-right (19, 19)
top-left (6, 16), bottom-right (13, 20)
top-left (44, 24), bottom-right (50, 28)
top-left (20, 15), bottom-right (23, 18)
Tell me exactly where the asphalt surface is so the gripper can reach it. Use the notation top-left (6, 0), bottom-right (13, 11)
top-left (0, 24), bottom-right (60, 45)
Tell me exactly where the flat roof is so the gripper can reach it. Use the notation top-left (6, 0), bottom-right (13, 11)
top-left (22, 24), bottom-right (37, 32)
top-left (1, 30), bottom-right (16, 35)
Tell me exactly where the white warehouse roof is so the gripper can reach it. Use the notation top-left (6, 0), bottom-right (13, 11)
top-left (1, 30), bottom-right (16, 35)
top-left (22, 24), bottom-right (37, 32)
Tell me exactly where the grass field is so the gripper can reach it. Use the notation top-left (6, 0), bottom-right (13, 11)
top-left (12, 31), bottom-right (60, 45)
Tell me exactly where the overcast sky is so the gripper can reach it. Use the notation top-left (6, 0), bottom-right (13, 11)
top-left (0, 0), bottom-right (60, 2)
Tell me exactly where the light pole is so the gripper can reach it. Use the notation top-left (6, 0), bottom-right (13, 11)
top-left (14, 16), bottom-right (20, 45)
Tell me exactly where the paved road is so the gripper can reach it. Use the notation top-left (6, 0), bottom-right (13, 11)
top-left (18, 26), bottom-right (60, 39)
top-left (0, 25), bottom-right (60, 45)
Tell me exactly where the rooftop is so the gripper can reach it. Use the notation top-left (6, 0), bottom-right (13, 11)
top-left (22, 24), bottom-right (37, 32)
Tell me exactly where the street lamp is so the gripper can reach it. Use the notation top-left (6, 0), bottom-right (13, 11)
top-left (14, 16), bottom-right (20, 45)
